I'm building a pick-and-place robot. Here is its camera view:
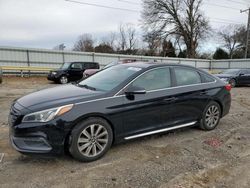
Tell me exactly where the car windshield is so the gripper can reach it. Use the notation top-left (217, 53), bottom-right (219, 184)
top-left (78, 65), bottom-right (142, 91)
top-left (60, 62), bottom-right (71, 69)
top-left (221, 69), bottom-right (240, 75)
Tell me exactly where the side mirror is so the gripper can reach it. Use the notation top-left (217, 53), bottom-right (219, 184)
top-left (125, 86), bottom-right (146, 95)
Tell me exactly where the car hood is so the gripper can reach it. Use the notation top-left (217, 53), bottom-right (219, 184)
top-left (16, 84), bottom-right (105, 112)
top-left (214, 74), bottom-right (234, 78)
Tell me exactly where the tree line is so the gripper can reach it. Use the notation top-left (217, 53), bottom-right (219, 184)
top-left (62, 0), bottom-right (248, 60)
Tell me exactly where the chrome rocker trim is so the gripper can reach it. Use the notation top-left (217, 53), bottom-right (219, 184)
top-left (124, 121), bottom-right (197, 140)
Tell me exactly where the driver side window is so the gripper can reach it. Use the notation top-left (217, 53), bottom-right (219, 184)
top-left (131, 67), bottom-right (171, 91)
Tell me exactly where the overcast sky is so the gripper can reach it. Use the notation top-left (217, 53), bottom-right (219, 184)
top-left (0, 0), bottom-right (249, 52)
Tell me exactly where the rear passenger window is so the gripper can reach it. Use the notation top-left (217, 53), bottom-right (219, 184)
top-left (203, 74), bottom-right (215, 83)
top-left (91, 63), bottom-right (99, 69)
top-left (83, 63), bottom-right (90, 69)
top-left (174, 68), bottom-right (201, 86)
top-left (84, 63), bottom-right (99, 69)
top-left (132, 68), bottom-right (171, 91)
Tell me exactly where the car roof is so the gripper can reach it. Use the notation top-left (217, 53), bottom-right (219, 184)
top-left (122, 61), bottom-right (196, 69)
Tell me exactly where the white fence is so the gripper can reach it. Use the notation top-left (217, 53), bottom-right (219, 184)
top-left (212, 59), bottom-right (250, 71)
top-left (0, 46), bottom-right (250, 74)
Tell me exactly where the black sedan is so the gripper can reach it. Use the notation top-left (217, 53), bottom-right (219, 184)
top-left (9, 63), bottom-right (231, 162)
top-left (215, 69), bottom-right (250, 87)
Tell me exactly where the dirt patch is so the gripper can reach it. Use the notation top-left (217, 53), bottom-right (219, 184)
top-left (1, 78), bottom-right (250, 187)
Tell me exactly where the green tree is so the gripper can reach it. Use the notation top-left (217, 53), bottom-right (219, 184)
top-left (94, 43), bottom-right (114, 53)
top-left (213, 48), bottom-right (229, 59)
top-left (178, 50), bottom-right (187, 58)
top-left (161, 40), bottom-right (176, 57)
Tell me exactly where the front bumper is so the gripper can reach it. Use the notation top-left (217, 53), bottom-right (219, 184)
top-left (8, 114), bottom-right (70, 155)
top-left (47, 73), bottom-right (60, 81)
top-left (10, 135), bottom-right (52, 153)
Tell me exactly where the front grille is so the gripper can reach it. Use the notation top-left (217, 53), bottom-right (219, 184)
top-left (9, 105), bottom-right (22, 126)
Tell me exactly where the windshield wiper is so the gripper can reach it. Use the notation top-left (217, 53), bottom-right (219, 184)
top-left (78, 84), bottom-right (96, 91)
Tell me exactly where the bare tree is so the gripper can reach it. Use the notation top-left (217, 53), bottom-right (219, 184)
top-left (117, 24), bottom-right (138, 53)
top-left (142, 0), bottom-right (210, 58)
top-left (118, 24), bottom-right (127, 51)
top-left (143, 32), bottom-right (161, 55)
top-left (102, 32), bottom-right (117, 50)
top-left (53, 44), bottom-right (66, 50)
top-left (218, 25), bottom-right (246, 59)
top-left (127, 24), bottom-right (137, 51)
top-left (73, 34), bottom-right (94, 52)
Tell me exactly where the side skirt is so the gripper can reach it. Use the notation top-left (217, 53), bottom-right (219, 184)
top-left (124, 121), bottom-right (197, 140)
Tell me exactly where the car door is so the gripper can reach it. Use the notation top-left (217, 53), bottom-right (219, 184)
top-left (82, 62), bottom-right (89, 71)
top-left (119, 67), bottom-right (177, 138)
top-left (69, 62), bottom-right (83, 81)
top-left (162, 67), bottom-right (209, 126)
top-left (237, 70), bottom-right (250, 85)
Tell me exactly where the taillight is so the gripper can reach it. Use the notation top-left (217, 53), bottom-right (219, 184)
top-left (225, 84), bottom-right (232, 91)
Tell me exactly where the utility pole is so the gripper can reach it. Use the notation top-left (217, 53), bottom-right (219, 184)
top-left (241, 8), bottom-right (250, 58)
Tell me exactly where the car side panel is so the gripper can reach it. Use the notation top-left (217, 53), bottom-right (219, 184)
top-left (161, 89), bottom-right (208, 127)
top-left (205, 87), bottom-right (231, 117)
top-left (68, 96), bottom-right (126, 141)
top-left (118, 93), bottom-right (175, 139)
top-left (238, 73), bottom-right (250, 85)
top-left (68, 69), bottom-right (83, 81)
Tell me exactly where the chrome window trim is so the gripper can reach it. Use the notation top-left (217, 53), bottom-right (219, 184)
top-left (145, 80), bottom-right (217, 94)
top-left (115, 66), bottom-right (217, 96)
top-left (75, 67), bottom-right (217, 106)
top-left (124, 121), bottom-right (197, 140)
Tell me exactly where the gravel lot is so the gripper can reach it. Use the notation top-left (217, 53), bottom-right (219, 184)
top-left (1, 77), bottom-right (250, 188)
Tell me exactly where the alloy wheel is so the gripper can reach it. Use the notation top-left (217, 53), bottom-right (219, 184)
top-left (60, 76), bottom-right (68, 84)
top-left (205, 105), bottom-right (220, 128)
top-left (77, 124), bottom-right (108, 157)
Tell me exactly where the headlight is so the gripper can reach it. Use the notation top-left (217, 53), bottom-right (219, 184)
top-left (52, 72), bottom-right (57, 75)
top-left (22, 104), bottom-right (73, 123)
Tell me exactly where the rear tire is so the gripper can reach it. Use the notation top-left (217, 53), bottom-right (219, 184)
top-left (200, 101), bottom-right (221, 131)
top-left (69, 118), bottom-right (113, 162)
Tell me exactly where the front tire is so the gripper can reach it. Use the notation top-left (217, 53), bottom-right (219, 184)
top-left (69, 118), bottom-right (113, 162)
top-left (200, 101), bottom-right (221, 131)
top-left (59, 76), bottom-right (68, 84)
